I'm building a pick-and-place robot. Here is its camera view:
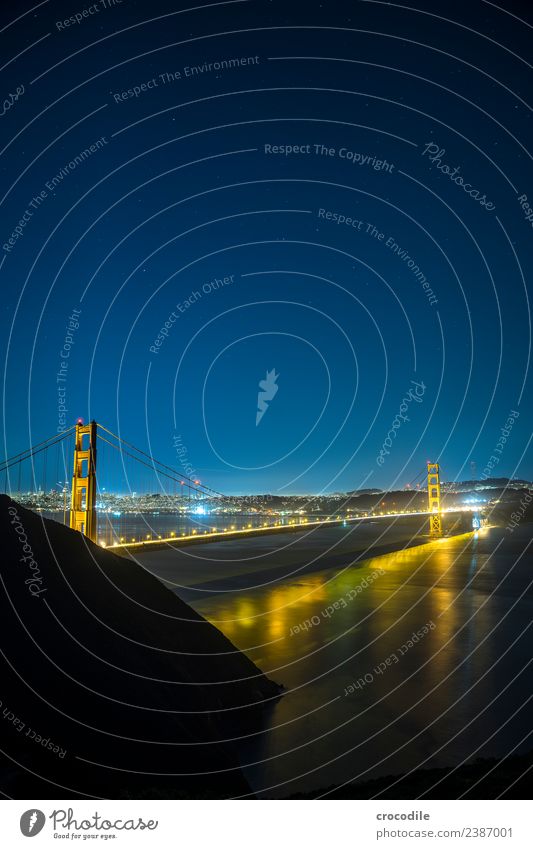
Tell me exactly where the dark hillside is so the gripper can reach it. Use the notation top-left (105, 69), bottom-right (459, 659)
top-left (0, 496), bottom-right (280, 798)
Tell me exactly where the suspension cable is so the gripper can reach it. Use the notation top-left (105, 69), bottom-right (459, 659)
top-left (407, 467), bottom-right (427, 488)
top-left (97, 435), bottom-right (214, 499)
top-left (0, 428), bottom-right (74, 472)
top-left (98, 424), bottom-right (229, 500)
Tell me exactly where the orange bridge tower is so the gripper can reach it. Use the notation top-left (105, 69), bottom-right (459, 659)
top-left (70, 419), bottom-right (97, 542)
top-left (427, 462), bottom-right (442, 536)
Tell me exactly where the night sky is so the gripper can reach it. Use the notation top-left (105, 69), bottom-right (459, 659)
top-left (1, 0), bottom-right (532, 494)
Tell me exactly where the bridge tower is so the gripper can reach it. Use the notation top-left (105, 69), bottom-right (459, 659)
top-left (427, 462), bottom-right (442, 536)
top-left (70, 420), bottom-right (97, 542)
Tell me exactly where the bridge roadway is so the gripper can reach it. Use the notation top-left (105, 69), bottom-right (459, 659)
top-left (111, 508), bottom-right (473, 553)
top-left (125, 512), bottom-right (474, 603)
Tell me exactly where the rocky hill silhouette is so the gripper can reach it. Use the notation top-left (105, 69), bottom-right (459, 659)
top-left (0, 496), bottom-right (280, 798)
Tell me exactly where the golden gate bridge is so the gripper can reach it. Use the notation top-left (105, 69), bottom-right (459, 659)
top-left (0, 419), bottom-right (480, 550)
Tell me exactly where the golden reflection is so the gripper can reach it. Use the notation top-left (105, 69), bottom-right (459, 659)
top-left (199, 531), bottom-right (480, 669)
top-left (235, 599), bottom-right (255, 627)
top-left (267, 616), bottom-right (286, 640)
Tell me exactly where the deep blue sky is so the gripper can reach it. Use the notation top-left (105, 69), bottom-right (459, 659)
top-left (1, 0), bottom-right (532, 494)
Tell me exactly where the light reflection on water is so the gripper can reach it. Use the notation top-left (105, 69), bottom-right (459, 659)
top-left (193, 526), bottom-right (533, 797)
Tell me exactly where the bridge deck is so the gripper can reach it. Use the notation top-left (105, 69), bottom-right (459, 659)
top-left (129, 515), bottom-right (473, 603)
top-left (111, 508), bottom-right (472, 554)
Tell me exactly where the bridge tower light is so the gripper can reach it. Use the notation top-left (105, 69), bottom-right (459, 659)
top-left (70, 419), bottom-right (97, 542)
top-left (427, 461), bottom-right (442, 536)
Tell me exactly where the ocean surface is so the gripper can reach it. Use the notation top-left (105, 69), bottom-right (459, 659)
top-left (142, 522), bottom-right (533, 797)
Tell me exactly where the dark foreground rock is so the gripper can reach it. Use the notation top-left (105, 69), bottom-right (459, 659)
top-left (0, 496), bottom-right (281, 798)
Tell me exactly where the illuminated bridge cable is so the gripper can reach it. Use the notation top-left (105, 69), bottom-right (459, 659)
top-left (97, 435), bottom-right (214, 499)
top-left (0, 426), bottom-right (74, 467)
top-left (98, 426), bottom-right (227, 499)
top-left (0, 427), bottom-right (74, 473)
top-left (97, 424), bottom-right (229, 501)
top-left (407, 467), bottom-right (427, 488)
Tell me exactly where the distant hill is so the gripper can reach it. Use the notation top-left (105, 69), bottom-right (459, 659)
top-left (346, 489), bottom-right (383, 496)
top-left (444, 478), bottom-right (531, 491)
top-left (291, 749), bottom-right (533, 799)
top-left (0, 496), bottom-right (280, 798)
